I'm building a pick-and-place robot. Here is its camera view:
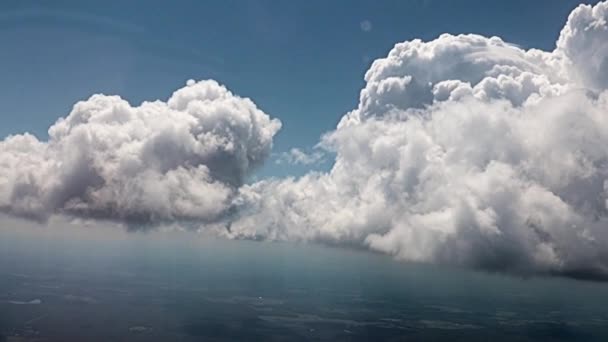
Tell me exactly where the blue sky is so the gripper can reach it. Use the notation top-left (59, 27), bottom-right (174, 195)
top-left (0, 0), bottom-right (599, 178)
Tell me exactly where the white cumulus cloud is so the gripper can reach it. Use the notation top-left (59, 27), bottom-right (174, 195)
top-left (224, 1), bottom-right (608, 280)
top-left (0, 80), bottom-right (281, 224)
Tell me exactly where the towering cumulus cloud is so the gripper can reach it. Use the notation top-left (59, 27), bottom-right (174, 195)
top-left (227, 1), bottom-right (608, 280)
top-left (0, 80), bottom-right (281, 224)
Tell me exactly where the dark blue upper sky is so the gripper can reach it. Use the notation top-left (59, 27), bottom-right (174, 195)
top-left (0, 0), bottom-right (599, 177)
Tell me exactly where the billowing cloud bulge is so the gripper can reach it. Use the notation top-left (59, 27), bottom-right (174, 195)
top-left (2, 2), bottom-right (608, 280)
top-left (226, 1), bottom-right (608, 280)
top-left (0, 80), bottom-right (281, 223)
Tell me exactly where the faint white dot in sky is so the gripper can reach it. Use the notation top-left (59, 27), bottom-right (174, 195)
top-left (360, 20), bottom-right (372, 32)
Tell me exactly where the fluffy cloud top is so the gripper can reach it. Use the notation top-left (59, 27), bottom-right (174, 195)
top-left (0, 80), bottom-right (281, 223)
top-left (225, 1), bottom-right (608, 280)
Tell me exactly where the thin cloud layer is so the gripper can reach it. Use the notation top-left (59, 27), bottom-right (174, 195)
top-left (276, 148), bottom-right (325, 166)
top-left (0, 80), bottom-right (281, 223)
top-left (226, 1), bottom-right (608, 280)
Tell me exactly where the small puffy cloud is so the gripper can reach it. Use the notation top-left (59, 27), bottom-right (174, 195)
top-left (276, 148), bottom-right (325, 166)
top-left (227, 1), bottom-right (608, 281)
top-left (0, 80), bottom-right (281, 225)
top-left (360, 20), bottom-right (373, 32)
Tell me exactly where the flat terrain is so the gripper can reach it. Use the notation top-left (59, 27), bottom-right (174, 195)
top-left (1, 232), bottom-right (607, 341)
